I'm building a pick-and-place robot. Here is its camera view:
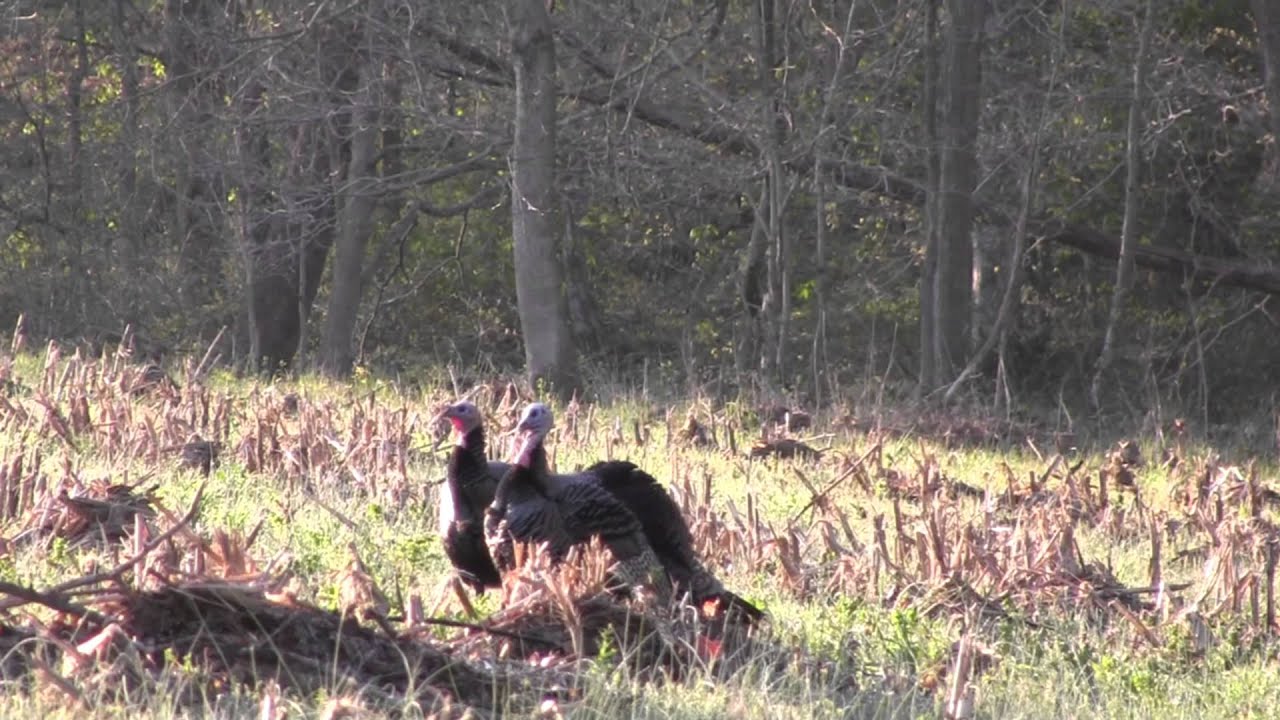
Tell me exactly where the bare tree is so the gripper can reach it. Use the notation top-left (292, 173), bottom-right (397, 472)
top-left (1254, 0), bottom-right (1280, 178)
top-left (919, 0), bottom-right (942, 390)
top-left (931, 0), bottom-right (987, 388)
top-left (321, 17), bottom-right (381, 377)
top-left (1091, 0), bottom-right (1155, 410)
top-left (508, 0), bottom-right (577, 394)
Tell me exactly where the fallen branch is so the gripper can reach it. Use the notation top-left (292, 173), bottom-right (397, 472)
top-left (408, 616), bottom-right (549, 645)
top-left (0, 580), bottom-right (109, 626)
top-left (789, 443), bottom-right (878, 524)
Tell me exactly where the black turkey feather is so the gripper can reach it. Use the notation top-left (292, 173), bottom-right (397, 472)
top-left (486, 404), bottom-right (671, 600)
top-left (439, 401), bottom-right (502, 592)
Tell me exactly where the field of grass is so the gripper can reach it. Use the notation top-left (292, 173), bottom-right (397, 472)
top-left (1, 340), bottom-right (1280, 718)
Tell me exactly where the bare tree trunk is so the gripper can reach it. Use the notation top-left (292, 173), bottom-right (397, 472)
top-left (1253, 0), bottom-right (1280, 179)
top-left (244, 121), bottom-right (335, 372)
top-left (1091, 0), bottom-right (1154, 410)
top-left (321, 33), bottom-right (380, 377)
top-left (111, 0), bottom-right (141, 268)
top-left (756, 0), bottom-right (788, 382)
top-left (165, 0), bottom-right (223, 313)
top-left (737, 184), bottom-right (769, 375)
top-left (64, 0), bottom-right (90, 324)
top-left (945, 4), bottom-right (1068, 404)
top-left (919, 0), bottom-right (942, 389)
top-left (933, 0), bottom-right (986, 387)
top-left (509, 0), bottom-right (577, 395)
top-left (812, 0), bottom-right (860, 407)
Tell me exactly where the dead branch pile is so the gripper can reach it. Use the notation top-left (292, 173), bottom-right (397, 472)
top-left (0, 577), bottom-right (512, 714)
top-left (118, 581), bottom-right (499, 708)
top-left (11, 480), bottom-right (153, 549)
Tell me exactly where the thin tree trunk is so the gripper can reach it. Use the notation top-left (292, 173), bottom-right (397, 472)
top-left (919, 0), bottom-right (941, 390)
top-left (509, 0), bottom-right (577, 395)
top-left (755, 0), bottom-right (789, 383)
top-left (934, 0), bottom-right (986, 387)
top-left (112, 0), bottom-right (140, 267)
top-left (65, 0), bottom-right (90, 323)
top-left (1253, 0), bottom-right (1280, 179)
top-left (1091, 0), bottom-right (1154, 410)
top-left (812, 1), bottom-right (860, 407)
top-left (737, 184), bottom-right (770, 375)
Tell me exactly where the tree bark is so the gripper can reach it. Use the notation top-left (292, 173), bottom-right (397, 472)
top-left (321, 35), bottom-right (380, 377)
top-left (756, 0), bottom-right (788, 381)
top-left (1091, 0), bottom-right (1155, 410)
top-left (164, 0), bottom-right (223, 313)
top-left (812, 0), bottom-right (861, 406)
top-left (1253, 0), bottom-right (1280, 178)
top-left (509, 0), bottom-right (577, 396)
top-left (933, 0), bottom-right (987, 385)
top-left (919, 0), bottom-right (942, 389)
top-left (111, 0), bottom-right (141, 267)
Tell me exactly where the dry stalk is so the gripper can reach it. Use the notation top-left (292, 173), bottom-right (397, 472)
top-left (944, 631), bottom-right (975, 720)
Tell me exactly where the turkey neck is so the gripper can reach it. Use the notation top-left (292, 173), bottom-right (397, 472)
top-left (492, 437), bottom-right (553, 507)
top-left (451, 425), bottom-right (490, 488)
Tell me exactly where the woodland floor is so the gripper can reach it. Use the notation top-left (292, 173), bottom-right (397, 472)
top-left (0, 340), bottom-right (1279, 718)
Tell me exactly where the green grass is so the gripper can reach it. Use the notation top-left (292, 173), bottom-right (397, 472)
top-left (1, 347), bottom-right (1280, 718)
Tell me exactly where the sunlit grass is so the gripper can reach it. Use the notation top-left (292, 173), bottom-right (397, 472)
top-left (1, 347), bottom-right (1280, 718)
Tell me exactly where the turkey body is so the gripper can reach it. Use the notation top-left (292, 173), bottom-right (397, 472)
top-left (585, 460), bottom-right (764, 622)
top-left (439, 414), bottom-right (507, 592)
top-left (445, 402), bottom-right (763, 622)
top-left (485, 417), bottom-right (671, 600)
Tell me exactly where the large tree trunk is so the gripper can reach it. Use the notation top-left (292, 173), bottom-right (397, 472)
top-left (508, 0), bottom-right (577, 395)
top-left (1091, 0), bottom-right (1154, 409)
top-left (244, 25), bottom-right (355, 372)
top-left (321, 33), bottom-right (380, 377)
top-left (932, 0), bottom-right (986, 385)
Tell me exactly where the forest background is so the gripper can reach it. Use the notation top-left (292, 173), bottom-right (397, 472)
top-left (3, 0), bottom-right (1279, 442)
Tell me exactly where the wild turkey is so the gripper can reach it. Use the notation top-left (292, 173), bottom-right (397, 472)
top-left (439, 401), bottom-right (504, 592)
top-left (485, 403), bottom-right (671, 601)
top-left (448, 401), bottom-right (763, 622)
top-left (584, 459), bottom-right (764, 623)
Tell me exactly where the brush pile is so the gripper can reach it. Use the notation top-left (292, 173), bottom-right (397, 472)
top-left (0, 487), bottom-right (544, 716)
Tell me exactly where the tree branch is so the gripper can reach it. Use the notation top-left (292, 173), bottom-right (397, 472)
top-left (428, 20), bottom-right (1280, 299)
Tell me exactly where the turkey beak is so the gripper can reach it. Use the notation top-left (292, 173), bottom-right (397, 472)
top-left (434, 405), bottom-right (456, 425)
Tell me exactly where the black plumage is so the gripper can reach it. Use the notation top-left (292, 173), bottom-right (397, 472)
top-left (444, 401), bottom-right (763, 623)
top-left (585, 460), bottom-right (764, 622)
top-left (486, 404), bottom-right (671, 600)
top-left (439, 401), bottom-right (503, 593)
